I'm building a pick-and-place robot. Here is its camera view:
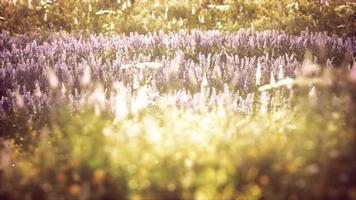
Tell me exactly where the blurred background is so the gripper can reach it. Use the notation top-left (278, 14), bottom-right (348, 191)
top-left (0, 0), bottom-right (355, 35)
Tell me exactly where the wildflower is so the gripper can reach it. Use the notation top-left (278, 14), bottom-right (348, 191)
top-left (199, 15), bottom-right (205, 24)
top-left (192, 6), bottom-right (196, 15)
top-left (309, 86), bottom-right (316, 97)
top-left (277, 65), bottom-right (284, 80)
top-left (309, 86), bottom-right (318, 105)
top-left (47, 69), bottom-right (59, 89)
top-left (212, 65), bottom-right (222, 80)
top-left (81, 65), bottom-right (91, 86)
top-left (28, 0), bottom-right (33, 9)
top-left (133, 76), bottom-right (140, 89)
top-left (301, 59), bottom-right (320, 77)
top-left (96, 10), bottom-right (115, 15)
top-left (135, 62), bottom-right (163, 70)
top-left (88, 85), bottom-right (106, 111)
top-left (207, 4), bottom-right (230, 11)
top-left (61, 83), bottom-right (66, 96)
top-left (320, 0), bottom-right (328, 6)
top-left (256, 63), bottom-right (262, 85)
top-left (188, 67), bottom-right (198, 86)
top-left (201, 72), bottom-right (208, 87)
top-left (15, 89), bottom-right (24, 108)
top-left (178, 18), bottom-right (184, 27)
top-left (270, 71), bottom-right (276, 85)
top-left (164, 6), bottom-right (169, 20)
top-left (131, 86), bottom-right (150, 114)
top-left (120, 63), bottom-right (132, 70)
top-left (34, 83), bottom-right (42, 97)
top-left (114, 83), bottom-right (129, 119)
top-left (260, 91), bottom-right (270, 114)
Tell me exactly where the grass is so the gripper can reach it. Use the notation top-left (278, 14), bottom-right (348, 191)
top-left (1, 75), bottom-right (356, 199)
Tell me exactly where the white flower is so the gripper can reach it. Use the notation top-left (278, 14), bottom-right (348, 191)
top-left (114, 83), bottom-right (129, 119)
top-left (135, 62), bottom-right (163, 69)
top-left (256, 63), bottom-right (262, 85)
top-left (15, 89), bottom-right (24, 108)
top-left (47, 69), bottom-right (59, 89)
top-left (207, 4), bottom-right (230, 11)
top-left (81, 65), bottom-right (91, 86)
top-left (131, 86), bottom-right (150, 114)
top-left (120, 64), bottom-right (132, 70)
top-left (278, 65), bottom-right (284, 80)
top-left (201, 73), bottom-right (208, 87)
top-left (270, 71), bottom-right (275, 84)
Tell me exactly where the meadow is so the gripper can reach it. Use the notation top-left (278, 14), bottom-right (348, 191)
top-left (0, 0), bottom-right (356, 200)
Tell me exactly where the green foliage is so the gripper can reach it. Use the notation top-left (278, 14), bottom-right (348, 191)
top-left (227, 0), bottom-right (355, 35)
top-left (1, 0), bottom-right (355, 35)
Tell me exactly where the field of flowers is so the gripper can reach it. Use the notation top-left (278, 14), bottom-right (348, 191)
top-left (0, 28), bottom-right (356, 199)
